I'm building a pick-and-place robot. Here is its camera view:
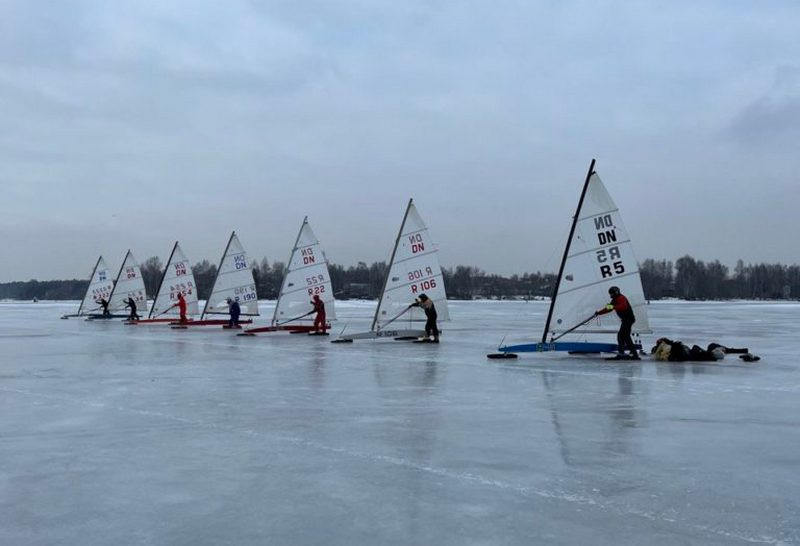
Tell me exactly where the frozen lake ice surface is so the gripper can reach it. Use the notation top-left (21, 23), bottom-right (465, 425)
top-left (0, 299), bottom-right (798, 545)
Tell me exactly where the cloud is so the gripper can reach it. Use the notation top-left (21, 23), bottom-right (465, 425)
top-left (1, 1), bottom-right (800, 281)
top-left (727, 65), bottom-right (800, 143)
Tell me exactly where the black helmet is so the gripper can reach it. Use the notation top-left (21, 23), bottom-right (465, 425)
top-left (418, 293), bottom-right (429, 301)
top-left (608, 286), bottom-right (620, 296)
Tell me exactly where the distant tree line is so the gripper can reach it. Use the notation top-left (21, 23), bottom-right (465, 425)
top-left (2, 255), bottom-right (800, 301)
top-left (640, 257), bottom-right (800, 300)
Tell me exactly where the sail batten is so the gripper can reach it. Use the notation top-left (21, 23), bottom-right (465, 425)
top-left (568, 239), bottom-right (632, 259)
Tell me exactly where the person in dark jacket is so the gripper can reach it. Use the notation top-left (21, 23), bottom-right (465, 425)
top-left (227, 297), bottom-right (241, 328)
top-left (410, 293), bottom-right (439, 342)
top-left (97, 298), bottom-right (111, 318)
top-left (124, 297), bottom-right (140, 321)
top-left (596, 286), bottom-right (639, 359)
top-left (311, 294), bottom-right (326, 333)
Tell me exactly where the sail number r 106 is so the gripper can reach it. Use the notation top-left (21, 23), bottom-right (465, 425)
top-left (410, 278), bottom-right (437, 294)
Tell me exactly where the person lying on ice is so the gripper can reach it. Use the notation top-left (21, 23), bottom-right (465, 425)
top-left (596, 286), bottom-right (639, 360)
top-left (310, 294), bottom-right (326, 333)
top-left (409, 293), bottom-right (439, 343)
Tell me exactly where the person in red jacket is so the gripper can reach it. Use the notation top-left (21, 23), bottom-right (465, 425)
top-left (311, 294), bottom-right (326, 333)
top-left (596, 286), bottom-right (640, 359)
top-left (176, 292), bottom-right (188, 323)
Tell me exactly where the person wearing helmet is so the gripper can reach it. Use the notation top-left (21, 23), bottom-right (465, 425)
top-left (409, 293), bottom-right (439, 342)
top-left (311, 294), bottom-right (326, 333)
top-left (596, 286), bottom-right (639, 359)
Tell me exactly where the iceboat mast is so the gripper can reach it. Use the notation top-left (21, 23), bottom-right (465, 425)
top-left (77, 256), bottom-right (103, 316)
top-left (107, 249), bottom-right (132, 304)
top-left (149, 241), bottom-right (178, 319)
top-left (271, 217), bottom-right (308, 327)
top-left (542, 159), bottom-right (596, 344)
top-left (371, 198), bottom-right (413, 332)
top-left (201, 231), bottom-right (235, 319)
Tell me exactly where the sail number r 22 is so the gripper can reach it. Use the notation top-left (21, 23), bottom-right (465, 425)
top-left (306, 274), bottom-right (326, 296)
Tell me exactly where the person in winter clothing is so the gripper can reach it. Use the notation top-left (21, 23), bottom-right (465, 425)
top-left (124, 297), bottom-right (140, 321)
top-left (176, 292), bottom-right (188, 323)
top-left (596, 286), bottom-right (638, 359)
top-left (97, 298), bottom-right (111, 318)
top-left (410, 293), bottom-right (439, 342)
top-left (227, 297), bottom-right (241, 328)
top-left (311, 294), bottom-right (326, 333)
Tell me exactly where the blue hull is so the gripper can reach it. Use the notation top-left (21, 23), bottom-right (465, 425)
top-left (498, 342), bottom-right (620, 353)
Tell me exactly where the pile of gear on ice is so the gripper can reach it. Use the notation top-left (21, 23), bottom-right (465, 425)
top-left (650, 338), bottom-right (760, 363)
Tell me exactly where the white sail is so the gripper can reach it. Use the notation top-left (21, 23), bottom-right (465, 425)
top-left (548, 173), bottom-right (650, 337)
top-left (373, 199), bottom-right (449, 331)
top-left (77, 256), bottom-right (115, 315)
top-left (201, 231), bottom-right (259, 318)
top-left (149, 242), bottom-right (199, 318)
top-left (108, 250), bottom-right (148, 313)
top-left (272, 217), bottom-right (336, 326)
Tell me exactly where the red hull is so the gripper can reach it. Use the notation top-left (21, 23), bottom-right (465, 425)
top-left (242, 323), bottom-right (331, 335)
top-left (171, 319), bottom-right (254, 327)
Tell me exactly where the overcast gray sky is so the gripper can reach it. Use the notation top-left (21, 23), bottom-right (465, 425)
top-left (2, 0), bottom-right (798, 282)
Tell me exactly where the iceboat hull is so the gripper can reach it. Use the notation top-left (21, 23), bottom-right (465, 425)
top-left (242, 324), bottom-right (325, 335)
top-left (335, 328), bottom-right (427, 342)
top-left (498, 341), bottom-right (621, 353)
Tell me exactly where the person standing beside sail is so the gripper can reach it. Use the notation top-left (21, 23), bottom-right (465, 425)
top-left (311, 295), bottom-right (326, 333)
top-left (596, 286), bottom-right (639, 359)
top-left (227, 297), bottom-right (241, 328)
top-left (124, 297), bottom-right (141, 321)
top-left (410, 294), bottom-right (439, 342)
top-left (97, 297), bottom-right (111, 318)
top-left (176, 292), bottom-right (188, 323)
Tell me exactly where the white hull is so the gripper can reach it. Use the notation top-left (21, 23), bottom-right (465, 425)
top-left (336, 328), bottom-right (427, 341)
